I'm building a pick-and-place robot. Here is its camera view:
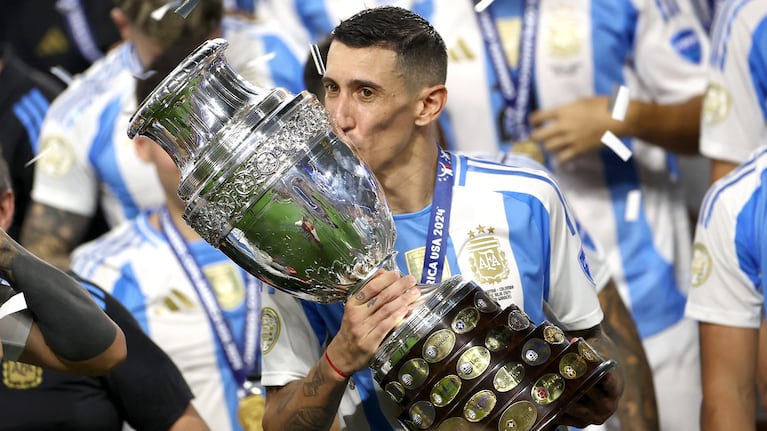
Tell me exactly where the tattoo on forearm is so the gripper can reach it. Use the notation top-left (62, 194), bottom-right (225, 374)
top-left (303, 366), bottom-right (327, 397)
top-left (285, 407), bottom-right (338, 431)
top-left (600, 286), bottom-right (659, 431)
top-left (20, 203), bottom-right (90, 269)
top-left (272, 366), bottom-right (342, 431)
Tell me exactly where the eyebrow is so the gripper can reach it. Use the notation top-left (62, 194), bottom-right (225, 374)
top-left (321, 76), bottom-right (383, 91)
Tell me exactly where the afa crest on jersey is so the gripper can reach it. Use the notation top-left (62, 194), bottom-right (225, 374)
top-left (467, 225), bottom-right (510, 284)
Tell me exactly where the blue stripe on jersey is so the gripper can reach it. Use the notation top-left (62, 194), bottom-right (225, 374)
top-left (699, 148), bottom-right (767, 226)
top-left (711, 0), bottom-right (751, 69)
top-left (600, 149), bottom-right (686, 338)
top-left (593, 1), bottom-right (685, 338)
top-left (299, 301), bottom-right (395, 431)
top-left (89, 96), bottom-right (141, 220)
top-left (462, 162), bottom-right (576, 236)
top-left (82, 282), bottom-right (107, 310)
top-left (502, 192), bottom-right (550, 323)
top-left (735, 190), bottom-right (762, 290)
top-left (261, 34), bottom-right (305, 94)
top-left (12, 88), bottom-right (49, 153)
top-left (410, 0), bottom-right (435, 25)
top-left (72, 221), bottom-right (141, 279)
top-left (112, 264), bottom-right (150, 334)
top-left (235, 0), bottom-right (255, 13)
top-left (703, 166), bottom-right (756, 226)
top-left (294, 0), bottom-right (336, 43)
top-left (655, 0), bottom-right (681, 21)
top-left (750, 17), bottom-right (767, 121)
top-left (592, 1), bottom-right (633, 93)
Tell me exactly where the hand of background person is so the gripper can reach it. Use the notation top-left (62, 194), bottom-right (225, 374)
top-left (559, 365), bottom-right (623, 428)
top-left (324, 270), bottom-right (420, 377)
top-left (530, 96), bottom-right (618, 163)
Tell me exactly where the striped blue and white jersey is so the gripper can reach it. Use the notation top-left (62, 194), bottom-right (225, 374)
top-left (261, 152), bottom-right (603, 431)
top-left (259, 0), bottom-right (707, 151)
top-left (258, 1), bottom-right (707, 340)
top-left (700, 0), bottom-right (767, 164)
top-left (686, 147), bottom-right (767, 328)
top-left (32, 42), bottom-right (164, 227)
top-left (31, 17), bottom-right (305, 227)
top-left (71, 208), bottom-right (262, 431)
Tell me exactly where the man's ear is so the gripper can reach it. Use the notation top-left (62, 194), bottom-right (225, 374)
top-left (415, 84), bottom-right (447, 127)
top-left (111, 8), bottom-right (132, 41)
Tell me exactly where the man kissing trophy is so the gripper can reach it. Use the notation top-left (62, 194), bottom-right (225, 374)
top-left (128, 38), bottom-right (615, 431)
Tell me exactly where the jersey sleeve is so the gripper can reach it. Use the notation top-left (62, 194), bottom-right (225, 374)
top-left (77, 277), bottom-right (195, 431)
top-left (260, 287), bottom-right (323, 387)
top-left (632, 0), bottom-right (709, 102)
top-left (700, 8), bottom-right (767, 163)
top-left (542, 183), bottom-right (605, 331)
top-left (30, 84), bottom-right (100, 217)
top-left (685, 173), bottom-right (764, 328)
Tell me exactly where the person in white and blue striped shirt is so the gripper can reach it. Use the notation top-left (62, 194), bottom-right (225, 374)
top-left (686, 146), bottom-right (767, 429)
top-left (261, 7), bottom-right (623, 431)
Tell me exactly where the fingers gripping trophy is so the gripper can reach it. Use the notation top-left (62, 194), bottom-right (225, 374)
top-left (128, 39), bottom-right (615, 431)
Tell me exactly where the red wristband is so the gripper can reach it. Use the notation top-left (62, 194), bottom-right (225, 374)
top-left (324, 350), bottom-right (350, 379)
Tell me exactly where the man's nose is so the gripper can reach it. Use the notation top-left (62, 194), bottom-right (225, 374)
top-left (327, 97), bottom-right (354, 132)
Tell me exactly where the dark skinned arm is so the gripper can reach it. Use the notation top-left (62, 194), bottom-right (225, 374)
top-left (0, 228), bottom-right (126, 375)
top-left (598, 280), bottom-right (659, 431)
top-left (20, 201), bottom-right (92, 270)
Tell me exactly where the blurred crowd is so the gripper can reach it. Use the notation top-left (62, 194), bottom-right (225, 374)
top-left (0, 0), bottom-right (765, 430)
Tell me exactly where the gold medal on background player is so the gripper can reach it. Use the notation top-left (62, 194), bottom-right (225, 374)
top-left (238, 392), bottom-right (266, 431)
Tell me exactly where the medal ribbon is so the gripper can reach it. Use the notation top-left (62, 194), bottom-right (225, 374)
top-left (474, 0), bottom-right (540, 141)
top-left (420, 148), bottom-right (455, 285)
top-left (160, 207), bottom-right (260, 388)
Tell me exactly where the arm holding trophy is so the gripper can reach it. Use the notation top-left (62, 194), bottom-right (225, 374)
top-left (126, 7), bottom-right (622, 429)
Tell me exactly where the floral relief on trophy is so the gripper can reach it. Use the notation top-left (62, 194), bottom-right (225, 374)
top-left (187, 103), bottom-right (331, 245)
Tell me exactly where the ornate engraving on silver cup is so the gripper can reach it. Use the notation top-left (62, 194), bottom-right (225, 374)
top-left (128, 38), bottom-right (396, 303)
top-left (128, 39), bottom-right (617, 431)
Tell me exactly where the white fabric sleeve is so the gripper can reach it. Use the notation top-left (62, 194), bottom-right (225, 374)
top-left (543, 185), bottom-right (604, 332)
top-left (260, 288), bottom-right (323, 387)
top-left (685, 185), bottom-right (763, 328)
top-left (31, 100), bottom-right (99, 217)
top-left (632, 0), bottom-right (709, 102)
top-left (700, 11), bottom-right (767, 163)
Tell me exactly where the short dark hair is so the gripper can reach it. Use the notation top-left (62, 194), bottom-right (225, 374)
top-left (331, 6), bottom-right (447, 89)
top-left (114, 0), bottom-right (222, 49)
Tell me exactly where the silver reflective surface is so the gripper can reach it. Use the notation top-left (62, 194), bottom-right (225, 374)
top-left (129, 39), bottom-right (395, 303)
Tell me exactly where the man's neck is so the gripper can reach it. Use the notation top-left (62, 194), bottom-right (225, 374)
top-left (150, 201), bottom-right (202, 242)
top-left (378, 138), bottom-right (440, 215)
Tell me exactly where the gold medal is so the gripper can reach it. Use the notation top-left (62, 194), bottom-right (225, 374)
top-left (531, 373), bottom-right (565, 405)
top-left (238, 393), bottom-right (266, 431)
top-left (498, 400), bottom-right (537, 431)
top-left (431, 375), bottom-right (462, 407)
top-left (463, 390), bottom-right (497, 423)
top-left (511, 140), bottom-right (545, 165)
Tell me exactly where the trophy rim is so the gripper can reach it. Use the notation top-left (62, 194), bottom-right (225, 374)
top-left (127, 38), bottom-right (230, 140)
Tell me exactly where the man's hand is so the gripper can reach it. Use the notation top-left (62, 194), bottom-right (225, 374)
top-left (559, 364), bottom-right (623, 428)
top-left (530, 96), bottom-right (617, 163)
top-left (324, 270), bottom-right (420, 377)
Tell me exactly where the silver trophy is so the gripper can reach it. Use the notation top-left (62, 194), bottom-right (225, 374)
top-left (129, 39), bottom-right (615, 431)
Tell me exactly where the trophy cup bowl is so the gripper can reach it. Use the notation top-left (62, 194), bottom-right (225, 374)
top-left (128, 38), bottom-right (615, 431)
